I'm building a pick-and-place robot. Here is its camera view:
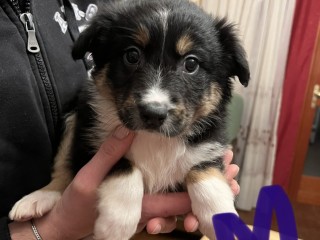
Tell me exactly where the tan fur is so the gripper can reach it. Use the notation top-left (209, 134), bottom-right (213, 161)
top-left (94, 66), bottom-right (114, 100)
top-left (122, 92), bottom-right (135, 110)
top-left (9, 114), bottom-right (77, 220)
top-left (172, 103), bottom-right (187, 119)
top-left (186, 167), bottom-right (225, 185)
top-left (42, 114), bottom-right (76, 192)
top-left (87, 66), bottom-right (120, 151)
top-left (176, 34), bottom-right (193, 56)
top-left (194, 83), bottom-right (222, 120)
top-left (133, 25), bottom-right (150, 47)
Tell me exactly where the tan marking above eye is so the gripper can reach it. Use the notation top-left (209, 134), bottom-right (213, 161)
top-left (176, 34), bottom-right (193, 56)
top-left (133, 25), bottom-right (150, 47)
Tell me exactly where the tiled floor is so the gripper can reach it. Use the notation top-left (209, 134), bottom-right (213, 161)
top-left (134, 202), bottom-right (320, 240)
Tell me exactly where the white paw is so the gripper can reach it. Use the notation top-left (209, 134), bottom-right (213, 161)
top-left (188, 176), bottom-right (237, 240)
top-left (93, 168), bottom-right (144, 240)
top-left (93, 212), bottom-right (139, 240)
top-left (196, 198), bottom-right (238, 240)
top-left (9, 190), bottom-right (61, 221)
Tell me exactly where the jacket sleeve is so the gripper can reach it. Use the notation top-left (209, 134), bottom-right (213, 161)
top-left (0, 217), bottom-right (11, 240)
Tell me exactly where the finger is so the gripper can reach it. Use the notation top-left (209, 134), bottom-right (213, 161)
top-left (146, 217), bottom-right (177, 234)
top-left (142, 192), bottom-right (191, 218)
top-left (75, 126), bottom-right (134, 187)
top-left (223, 149), bottom-right (233, 165)
top-left (230, 179), bottom-right (240, 195)
top-left (224, 164), bottom-right (239, 181)
top-left (184, 212), bottom-right (199, 232)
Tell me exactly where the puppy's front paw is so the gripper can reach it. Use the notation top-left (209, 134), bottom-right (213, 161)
top-left (190, 186), bottom-right (237, 240)
top-left (187, 169), bottom-right (237, 240)
top-left (94, 209), bottom-right (139, 240)
top-left (9, 190), bottom-right (61, 221)
top-left (94, 166), bottom-right (144, 240)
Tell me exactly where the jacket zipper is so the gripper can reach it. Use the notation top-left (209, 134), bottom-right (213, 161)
top-left (20, 12), bottom-right (40, 53)
top-left (8, 0), bottom-right (60, 143)
top-left (9, 0), bottom-right (39, 53)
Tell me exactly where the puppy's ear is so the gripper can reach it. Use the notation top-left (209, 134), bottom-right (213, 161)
top-left (231, 40), bottom-right (250, 87)
top-left (216, 19), bottom-right (250, 87)
top-left (72, 24), bottom-right (101, 60)
top-left (72, 10), bottom-right (112, 67)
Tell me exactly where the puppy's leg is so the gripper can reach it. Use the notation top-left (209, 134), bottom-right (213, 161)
top-left (9, 114), bottom-right (76, 221)
top-left (94, 159), bottom-right (144, 240)
top-left (186, 161), bottom-right (237, 240)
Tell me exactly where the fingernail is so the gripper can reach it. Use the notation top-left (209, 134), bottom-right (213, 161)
top-left (189, 221), bottom-right (199, 232)
top-left (113, 126), bottom-right (130, 140)
top-left (151, 224), bottom-right (161, 234)
top-left (236, 185), bottom-right (240, 195)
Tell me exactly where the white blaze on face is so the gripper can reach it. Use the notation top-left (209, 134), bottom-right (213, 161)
top-left (157, 8), bottom-right (169, 61)
top-left (142, 68), bottom-right (171, 106)
top-left (142, 86), bottom-right (171, 106)
top-left (158, 8), bottom-right (169, 33)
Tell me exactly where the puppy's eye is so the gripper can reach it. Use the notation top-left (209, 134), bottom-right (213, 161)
top-left (124, 47), bottom-right (141, 65)
top-left (184, 56), bottom-right (199, 74)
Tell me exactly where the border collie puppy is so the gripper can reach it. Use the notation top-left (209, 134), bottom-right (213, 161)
top-left (10, 0), bottom-right (249, 239)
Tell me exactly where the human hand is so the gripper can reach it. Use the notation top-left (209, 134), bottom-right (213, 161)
top-left (137, 149), bottom-right (240, 235)
top-left (9, 126), bottom-right (135, 240)
top-left (31, 127), bottom-right (135, 240)
top-left (9, 130), bottom-right (239, 239)
top-left (223, 149), bottom-right (240, 195)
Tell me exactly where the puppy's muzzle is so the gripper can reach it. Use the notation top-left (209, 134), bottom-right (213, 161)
top-left (138, 102), bottom-right (168, 129)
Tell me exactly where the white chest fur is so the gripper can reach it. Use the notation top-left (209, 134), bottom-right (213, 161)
top-left (89, 91), bottom-right (226, 194)
top-left (126, 132), bottom-right (225, 193)
top-left (126, 132), bottom-right (188, 193)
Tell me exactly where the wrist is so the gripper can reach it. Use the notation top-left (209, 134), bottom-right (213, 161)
top-left (8, 217), bottom-right (76, 240)
top-left (8, 221), bottom-right (37, 240)
top-left (35, 214), bottom-right (77, 240)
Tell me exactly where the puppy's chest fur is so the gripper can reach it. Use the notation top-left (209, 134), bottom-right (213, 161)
top-left (84, 88), bottom-right (226, 194)
top-left (127, 132), bottom-right (225, 193)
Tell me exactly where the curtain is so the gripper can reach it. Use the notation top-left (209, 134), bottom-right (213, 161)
top-left (201, 0), bottom-right (296, 210)
top-left (274, 0), bottom-right (320, 189)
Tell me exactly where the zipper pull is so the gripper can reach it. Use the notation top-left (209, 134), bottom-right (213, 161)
top-left (20, 13), bottom-right (40, 53)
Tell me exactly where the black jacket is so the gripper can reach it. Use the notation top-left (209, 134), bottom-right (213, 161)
top-left (0, 0), bottom-right (98, 237)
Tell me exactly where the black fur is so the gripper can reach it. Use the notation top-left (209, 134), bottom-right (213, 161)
top-left (9, 1), bottom-right (250, 239)
top-left (191, 158), bottom-right (225, 172)
top-left (71, 0), bottom-right (249, 181)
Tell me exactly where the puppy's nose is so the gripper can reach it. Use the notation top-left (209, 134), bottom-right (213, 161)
top-left (139, 103), bottom-right (168, 127)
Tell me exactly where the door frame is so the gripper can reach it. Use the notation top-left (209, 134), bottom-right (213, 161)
top-left (288, 23), bottom-right (320, 204)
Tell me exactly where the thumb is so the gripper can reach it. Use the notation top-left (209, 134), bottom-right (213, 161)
top-left (75, 126), bottom-right (134, 187)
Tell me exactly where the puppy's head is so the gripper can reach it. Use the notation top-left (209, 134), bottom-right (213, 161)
top-left (73, 0), bottom-right (250, 137)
